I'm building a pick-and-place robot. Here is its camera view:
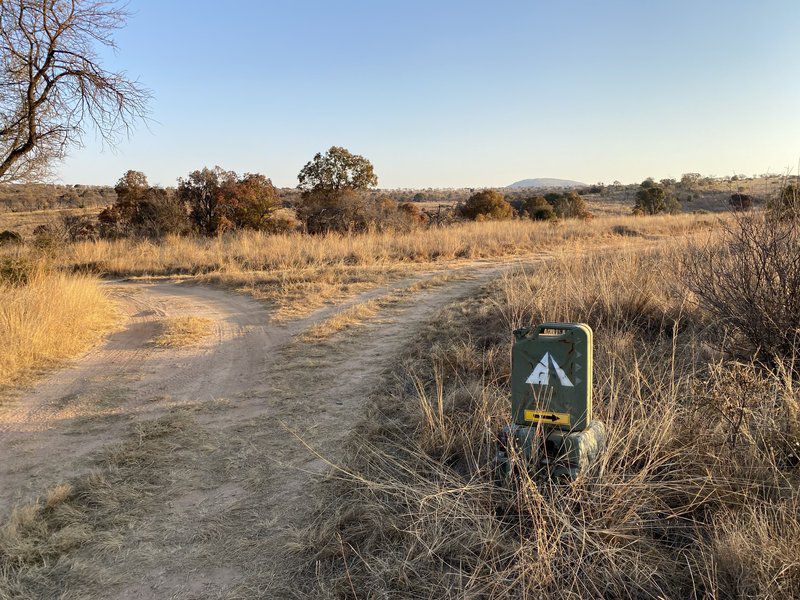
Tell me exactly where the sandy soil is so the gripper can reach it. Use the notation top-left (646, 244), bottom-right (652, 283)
top-left (0, 259), bottom-right (524, 598)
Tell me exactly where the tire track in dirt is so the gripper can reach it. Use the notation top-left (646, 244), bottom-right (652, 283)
top-left (0, 261), bottom-right (516, 514)
top-left (0, 256), bottom-right (535, 598)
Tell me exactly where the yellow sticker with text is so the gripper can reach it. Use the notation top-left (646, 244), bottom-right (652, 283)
top-left (523, 410), bottom-right (571, 426)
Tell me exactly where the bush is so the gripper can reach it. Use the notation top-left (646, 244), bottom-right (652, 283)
top-left (547, 191), bottom-right (590, 219)
top-left (297, 191), bottom-right (419, 233)
top-left (264, 207), bottom-right (301, 233)
top-left (0, 230), bottom-right (22, 245)
top-left (218, 172), bottom-right (282, 231)
top-left (178, 167), bottom-right (282, 235)
top-left (517, 196), bottom-right (556, 221)
top-left (32, 220), bottom-right (70, 248)
top-left (100, 171), bottom-right (190, 238)
top-left (136, 191), bottom-right (192, 237)
top-left (665, 195), bottom-right (682, 214)
top-left (686, 214), bottom-right (800, 367)
top-left (398, 202), bottom-right (427, 226)
top-left (297, 189), bottom-right (371, 233)
top-left (177, 167), bottom-right (234, 235)
top-left (458, 190), bottom-right (514, 220)
top-left (633, 186), bottom-right (667, 215)
top-left (62, 215), bottom-right (99, 241)
top-left (729, 193), bottom-right (753, 212)
top-left (767, 183), bottom-right (800, 220)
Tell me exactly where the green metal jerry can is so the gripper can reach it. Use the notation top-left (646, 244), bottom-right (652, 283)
top-left (497, 323), bottom-right (604, 482)
top-left (511, 322), bottom-right (593, 431)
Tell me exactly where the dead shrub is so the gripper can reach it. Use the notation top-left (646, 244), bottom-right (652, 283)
top-left (685, 213), bottom-right (800, 368)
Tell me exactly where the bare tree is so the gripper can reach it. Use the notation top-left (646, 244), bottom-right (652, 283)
top-left (0, 0), bottom-right (150, 182)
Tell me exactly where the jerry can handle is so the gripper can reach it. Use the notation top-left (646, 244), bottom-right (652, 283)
top-left (514, 323), bottom-right (587, 340)
top-left (534, 323), bottom-right (575, 335)
top-left (512, 326), bottom-right (530, 340)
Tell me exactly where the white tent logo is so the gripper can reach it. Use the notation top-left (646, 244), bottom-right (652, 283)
top-left (526, 352), bottom-right (574, 387)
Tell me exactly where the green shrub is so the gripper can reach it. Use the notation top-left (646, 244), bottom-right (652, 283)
top-left (550, 191), bottom-right (590, 219)
top-left (518, 196), bottom-right (556, 221)
top-left (459, 190), bottom-right (514, 220)
top-left (633, 184), bottom-right (680, 215)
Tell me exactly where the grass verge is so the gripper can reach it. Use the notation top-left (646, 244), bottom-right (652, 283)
top-left (0, 259), bottom-right (117, 388)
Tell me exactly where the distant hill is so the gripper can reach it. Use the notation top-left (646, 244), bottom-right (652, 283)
top-left (507, 178), bottom-right (586, 189)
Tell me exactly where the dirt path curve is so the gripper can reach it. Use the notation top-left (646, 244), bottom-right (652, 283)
top-left (0, 257), bottom-right (529, 598)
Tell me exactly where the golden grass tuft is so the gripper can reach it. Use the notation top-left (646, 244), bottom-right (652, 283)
top-left (154, 315), bottom-right (213, 348)
top-left (0, 260), bottom-right (118, 388)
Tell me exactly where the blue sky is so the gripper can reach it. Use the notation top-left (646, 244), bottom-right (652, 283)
top-left (58, 0), bottom-right (800, 188)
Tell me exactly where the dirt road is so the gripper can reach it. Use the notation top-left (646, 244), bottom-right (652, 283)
top-left (0, 260), bottom-right (521, 598)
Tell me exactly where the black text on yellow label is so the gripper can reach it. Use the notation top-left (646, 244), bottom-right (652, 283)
top-left (524, 410), bottom-right (571, 426)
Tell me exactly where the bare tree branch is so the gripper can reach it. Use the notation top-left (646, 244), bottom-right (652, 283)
top-left (0, 0), bottom-right (150, 182)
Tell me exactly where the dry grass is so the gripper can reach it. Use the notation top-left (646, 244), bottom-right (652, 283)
top-left (296, 240), bottom-right (800, 599)
top-left (0, 207), bottom-right (100, 238)
top-left (301, 273), bottom-right (456, 341)
top-left (209, 263), bottom-right (419, 321)
top-left (0, 213), bottom-right (744, 597)
top-left (154, 316), bottom-right (213, 348)
top-left (9, 213), bottom-right (715, 321)
top-left (0, 415), bottom-right (198, 599)
top-left (0, 259), bottom-right (117, 387)
top-left (50, 214), bottom-right (715, 275)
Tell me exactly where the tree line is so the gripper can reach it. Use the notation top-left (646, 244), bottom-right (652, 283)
top-left (20, 146), bottom-right (597, 243)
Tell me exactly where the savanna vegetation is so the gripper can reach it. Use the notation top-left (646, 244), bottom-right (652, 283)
top-left (294, 208), bottom-right (800, 599)
top-left (1, 189), bottom-right (797, 598)
top-left (0, 2), bottom-right (797, 598)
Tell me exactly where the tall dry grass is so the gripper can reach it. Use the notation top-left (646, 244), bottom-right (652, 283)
top-left (40, 213), bottom-right (716, 276)
top-left (0, 259), bottom-right (117, 387)
top-left (297, 241), bottom-right (800, 598)
top-left (16, 212), bottom-right (717, 320)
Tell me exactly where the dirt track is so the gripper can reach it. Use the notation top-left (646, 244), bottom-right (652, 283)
top-left (0, 260), bottom-right (519, 598)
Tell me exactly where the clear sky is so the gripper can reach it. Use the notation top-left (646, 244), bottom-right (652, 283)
top-left (57, 0), bottom-right (800, 189)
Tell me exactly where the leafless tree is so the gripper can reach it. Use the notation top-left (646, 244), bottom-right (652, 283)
top-left (0, 0), bottom-right (150, 182)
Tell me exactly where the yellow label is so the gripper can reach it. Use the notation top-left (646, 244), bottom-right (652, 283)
top-left (524, 410), bottom-right (571, 426)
